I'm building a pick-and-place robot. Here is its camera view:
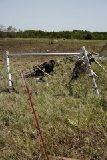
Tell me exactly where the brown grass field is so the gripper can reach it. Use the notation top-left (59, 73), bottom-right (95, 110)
top-left (0, 38), bottom-right (107, 160)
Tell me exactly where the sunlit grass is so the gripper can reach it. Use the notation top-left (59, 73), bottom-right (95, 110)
top-left (0, 39), bottom-right (107, 159)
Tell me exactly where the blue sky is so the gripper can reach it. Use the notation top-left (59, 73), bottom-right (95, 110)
top-left (0, 0), bottom-right (107, 31)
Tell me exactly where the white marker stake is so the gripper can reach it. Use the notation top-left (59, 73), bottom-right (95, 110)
top-left (81, 46), bottom-right (99, 96)
top-left (6, 51), bottom-right (13, 92)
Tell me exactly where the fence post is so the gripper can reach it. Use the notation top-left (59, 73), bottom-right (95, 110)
top-left (81, 46), bottom-right (99, 96)
top-left (6, 51), bottom-right (13, 92)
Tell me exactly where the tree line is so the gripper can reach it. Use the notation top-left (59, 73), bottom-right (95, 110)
top-left (0, 25), bottom-right (107, 40)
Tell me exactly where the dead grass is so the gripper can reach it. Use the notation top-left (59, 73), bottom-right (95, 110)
top-left (0, 38), bottom-right (107, 57)
top-left (0, 38), bottom-right (107, 159)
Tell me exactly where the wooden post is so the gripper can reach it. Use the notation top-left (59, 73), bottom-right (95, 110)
top-left (6, 51), bottom-right (13, 92)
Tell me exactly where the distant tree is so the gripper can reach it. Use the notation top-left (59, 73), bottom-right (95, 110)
top-left (0, 31), bottom-right (7, 38)
top-left (6, 26), bottom-right (17, 32)
top-left (0, 24), bottom-right (107, 40)
top-left (84, 31), bottom-right (92, 40)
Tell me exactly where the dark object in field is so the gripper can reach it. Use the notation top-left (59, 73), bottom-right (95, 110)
top-left (71, 59), bottom-right (86, 79)
top-left (71, 54), bottom-right (95, 79)
top-left (25, 60), bottom-right (55, 78)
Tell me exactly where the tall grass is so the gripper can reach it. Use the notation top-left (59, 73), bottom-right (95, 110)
top-left (0, 39), bottom-right (107, 159)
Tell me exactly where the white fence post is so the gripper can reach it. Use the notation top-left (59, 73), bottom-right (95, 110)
top-left (81, 46), bottom-right (99, 96)
top-left (6, 51), bottom-right (13, 92)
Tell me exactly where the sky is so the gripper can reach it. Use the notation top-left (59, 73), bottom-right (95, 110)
top-left (0, 0), bottom-right (107, 32)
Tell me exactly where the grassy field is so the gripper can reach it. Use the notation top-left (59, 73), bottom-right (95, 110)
top-left (0, 39), bottom-right (107, 160)
top-left (0, 38), bottom-right (107, 56)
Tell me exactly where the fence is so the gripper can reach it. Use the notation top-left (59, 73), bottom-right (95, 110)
top-left (5, 51), bottom-right (80, 91)
top-left (5, 46), bottom-right (100, 96)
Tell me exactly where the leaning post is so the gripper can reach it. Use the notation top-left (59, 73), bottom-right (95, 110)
top-left (5, 51), bottom-right (13, 92)
top-left (81, 46), bottom-right (99, 96)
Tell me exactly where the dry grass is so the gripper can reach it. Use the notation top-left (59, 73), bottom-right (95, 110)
top-left (0, 38), bottom-right (107, 160)
top-left (0, 38), bottom-right (107, 56)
